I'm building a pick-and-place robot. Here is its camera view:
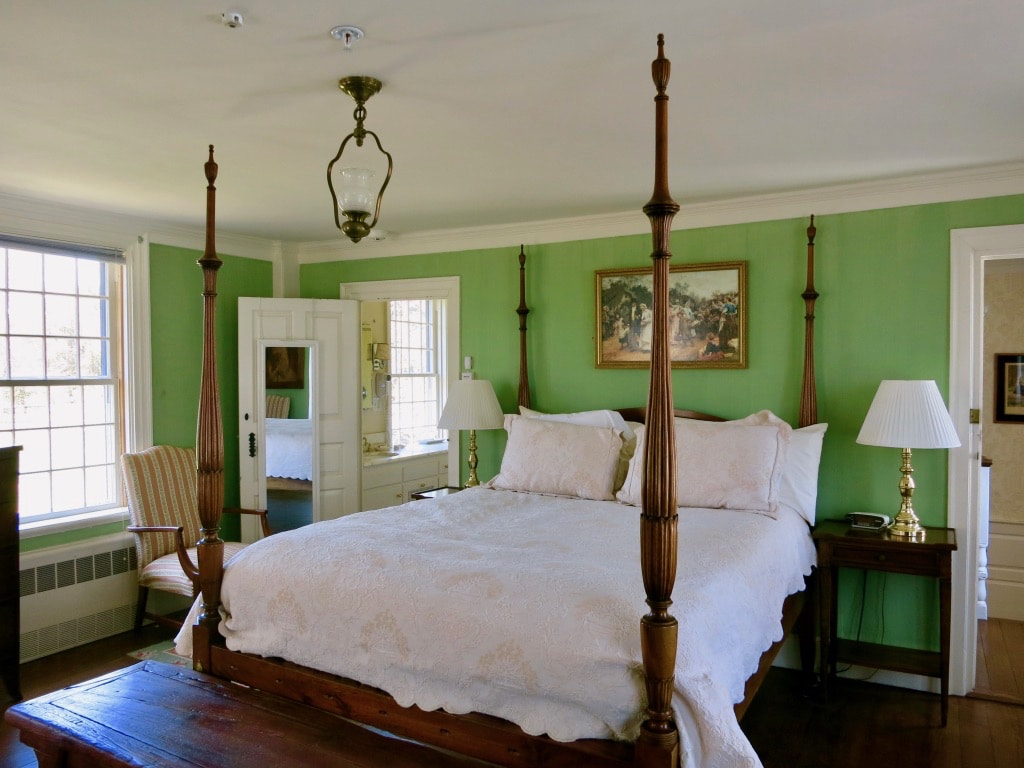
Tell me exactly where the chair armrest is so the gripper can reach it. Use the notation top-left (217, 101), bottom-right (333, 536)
top-left (126, 525), bottom-right (199, 584)
top-left (223, 507), bottom-right (273, 538)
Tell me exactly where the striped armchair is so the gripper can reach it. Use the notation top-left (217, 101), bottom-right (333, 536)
top-left (120, 446), bottom-right (272, 629)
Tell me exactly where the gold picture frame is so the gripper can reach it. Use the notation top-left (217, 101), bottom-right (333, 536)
top-left (596, 261), bottom-right (747, 369)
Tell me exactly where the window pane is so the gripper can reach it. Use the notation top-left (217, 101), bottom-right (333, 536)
top-left (85, 464), bottom-right (116, 507)
top-left (10, 337), bottom-right (45, 378)
top-left (84, 424), bottom-right (114, 464)
top-left (0, 388), bottom-right (11, 431)
top-left (51, 426), bottom-right (85, 470)
top-left (46, 337), bottom-right (79, 378)
top-left (44, 253), bottom-right (78, 294)
top-left (49, 385), bottom-right (83, 427)
top-left (8, 291), bottom-right (44, 335)
top-left (15, 428), bottom-right (50, 472)
top-left (7, 250), bottom-right (43, 291)
top-left (77, 259), bottom-right (103, 296)
top-left (51, 468), bottom-right (85, 512)
top-left (14, 387), bottom-right (49, 429)
top-left (83, 384), bottom-right (114, 425)
top-left (19, 471), bottom-right (51, 518)
top-left (79, 297), bottom-right (106, 338)
top-left (45, 294), bottom-right (78, 336)
top-left (79, 339), bottom-right (108, 377)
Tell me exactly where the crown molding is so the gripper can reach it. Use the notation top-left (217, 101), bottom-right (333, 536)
top-left (5, 161), bottom-right (1024, 265)
top-left (296, 161), bottom-right (1024, 262)
top-left (0, 190), bottom-right (279, 260)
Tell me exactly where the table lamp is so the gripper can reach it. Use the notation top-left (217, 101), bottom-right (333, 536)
top-left (856, 380), bottom-right (961, 538)
top-left (437, 379), bottom-right (504, 487)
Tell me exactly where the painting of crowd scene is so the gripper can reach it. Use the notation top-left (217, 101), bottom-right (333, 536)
top-left (595, 261), bottom-right (747, 369)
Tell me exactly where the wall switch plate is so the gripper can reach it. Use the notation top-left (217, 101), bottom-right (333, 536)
top-left (464, 356), bottom-right (473, 370)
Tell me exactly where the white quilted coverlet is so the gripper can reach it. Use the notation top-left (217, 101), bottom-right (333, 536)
top-left (177, 486), bottom-right (814, 768)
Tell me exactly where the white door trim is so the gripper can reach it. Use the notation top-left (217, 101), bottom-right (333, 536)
top-left (948, 223), bottom-right (1024, 695)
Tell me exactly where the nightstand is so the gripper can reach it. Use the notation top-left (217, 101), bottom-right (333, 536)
top-left (813, 519), bottom-right (957, 725)
top-left (410, 486), bottom-right (461, 501)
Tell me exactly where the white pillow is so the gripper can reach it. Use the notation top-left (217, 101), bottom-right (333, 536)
top-left (519, 407), bottom-right (637, 489)
top-left (491, 415), bottom-right (624, 500)
top-left (616, 417), bottom-right (791, 516)
top-left (734, 410), bottom-right (827, 524)
top-left (519, 406), bottom-right (634, 440)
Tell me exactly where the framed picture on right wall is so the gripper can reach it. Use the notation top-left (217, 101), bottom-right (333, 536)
top-left (995, 353), bottom-right (1024, 423)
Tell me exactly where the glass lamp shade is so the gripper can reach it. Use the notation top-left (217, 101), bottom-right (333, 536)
top-left (856, 380), bottom-right (960, 449)
top-left (438, 379), bottom-right (504, 431)
top-left (337, 167), bottom-right (375, 214)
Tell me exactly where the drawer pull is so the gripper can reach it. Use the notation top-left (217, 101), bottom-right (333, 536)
top-left (876, 554), bottom-right (887, 562)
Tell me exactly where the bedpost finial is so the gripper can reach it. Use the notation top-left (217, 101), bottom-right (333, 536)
top-left (205, 145), bottom-right (218, 187)
top-left (652, 34), bottom-right (671, 93)
top-left (807, 214), bottom-right (816, 245)
top-left (519, 243), bottom-right (526, 268)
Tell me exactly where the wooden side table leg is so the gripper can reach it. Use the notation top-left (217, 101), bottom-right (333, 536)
top-left (818, 556), bottom-right (835, 701)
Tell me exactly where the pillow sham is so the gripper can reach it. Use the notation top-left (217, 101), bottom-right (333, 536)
top-left (491, 415), bottom-right (624, 501)
top-left (616, 417), bottom-right (791, 516)
top-left (519, 406), bottom-right (637, 489)
top-left (734, 410), bottom-right (827, 525)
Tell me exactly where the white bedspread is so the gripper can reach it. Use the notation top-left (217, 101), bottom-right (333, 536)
top-left (265, 417), bottom-right (312, 480)
top-left (177, 487), bottom-right (814, 768)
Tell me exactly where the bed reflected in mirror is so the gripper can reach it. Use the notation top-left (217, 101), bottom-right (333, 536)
top-left (264, 345), bottom-right (314, 532)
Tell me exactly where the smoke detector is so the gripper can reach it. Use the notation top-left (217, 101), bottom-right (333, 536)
top-left (330, 25), bottom-right (365, 49)
top-left (222, 11), bottom-right (244, 28)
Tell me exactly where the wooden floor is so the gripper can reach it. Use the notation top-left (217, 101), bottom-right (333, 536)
top-left (2, 620), bottom-right (1023, 767)
top-left (973, 616), bottom-right (1024, 705)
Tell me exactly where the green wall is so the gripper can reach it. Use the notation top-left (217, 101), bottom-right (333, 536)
top-left (302, 193), bottom-right (1024, 651)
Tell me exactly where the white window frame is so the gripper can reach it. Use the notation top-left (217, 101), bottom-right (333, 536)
top-left (14, 235), bottom-right (151, 537)
top-left (388, 298), bottom-right (445, 448)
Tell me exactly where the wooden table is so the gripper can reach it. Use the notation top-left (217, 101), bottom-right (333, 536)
top-left (4, 661), bottom-right (496, 767)
top-left (813, 520), bottom-right (957, 725)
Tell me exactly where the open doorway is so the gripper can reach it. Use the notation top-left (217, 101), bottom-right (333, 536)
top-left (340, 277), bottom-right (461, 492)
top-left (948, 225), bottom-right (1024, 698)
top-left (971, 258), bottom-right (1024, 703)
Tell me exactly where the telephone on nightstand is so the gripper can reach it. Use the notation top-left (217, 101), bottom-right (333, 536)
top-left (846, 512), bottom-right (892, 531)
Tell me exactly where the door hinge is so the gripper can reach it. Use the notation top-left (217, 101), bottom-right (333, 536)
top-left (969, 408), bottom-right (980, 424)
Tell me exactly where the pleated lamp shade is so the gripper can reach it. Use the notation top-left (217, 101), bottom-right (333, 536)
top-left (856, 380), bottom-right (960, 449)
top-left (438, 379), bottom-right (504, 431)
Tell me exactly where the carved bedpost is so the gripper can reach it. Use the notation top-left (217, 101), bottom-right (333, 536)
top-left (516, 245), bottom-right (531, 410)
top-left (799, 215), bottom-right (818, 428)
top-left (194, 145), bottom-right (226, 670)
top-left (636, 34), bottom-right (681, 767)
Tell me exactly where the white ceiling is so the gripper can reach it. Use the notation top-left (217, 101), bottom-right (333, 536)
top-left (2, 1), bottom-right (1023, 245)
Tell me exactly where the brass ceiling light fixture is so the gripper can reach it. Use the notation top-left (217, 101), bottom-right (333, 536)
top-left (327, 75), bottom-right (394, 243)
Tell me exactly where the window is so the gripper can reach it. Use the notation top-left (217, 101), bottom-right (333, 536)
top-left (389, 299), bottom-right (443, 448)
top-left (0, 237), bottom-right (124, 524)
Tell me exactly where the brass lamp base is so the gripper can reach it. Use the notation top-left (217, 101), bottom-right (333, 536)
top-left (888, 447), bottom-right (926, 539)
top-left (464, 428), bottom-right (481, 487)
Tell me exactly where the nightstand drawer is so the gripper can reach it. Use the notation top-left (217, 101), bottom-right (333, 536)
top-left (830, 545), bottom-right (940, 575)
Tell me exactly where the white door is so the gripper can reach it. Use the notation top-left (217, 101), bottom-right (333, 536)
top-left (238, 298), bottom-right (361, 541)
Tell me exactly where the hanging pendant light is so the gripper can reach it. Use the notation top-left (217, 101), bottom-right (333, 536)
top-left (327, 76), bottom-right (394, 243)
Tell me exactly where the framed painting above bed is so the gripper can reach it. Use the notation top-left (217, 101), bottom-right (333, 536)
top-left (596, 260), bottom-right (747, 369)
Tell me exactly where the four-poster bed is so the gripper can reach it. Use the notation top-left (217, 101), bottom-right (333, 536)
top-left (185, 37), bottom-right (823, 768)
